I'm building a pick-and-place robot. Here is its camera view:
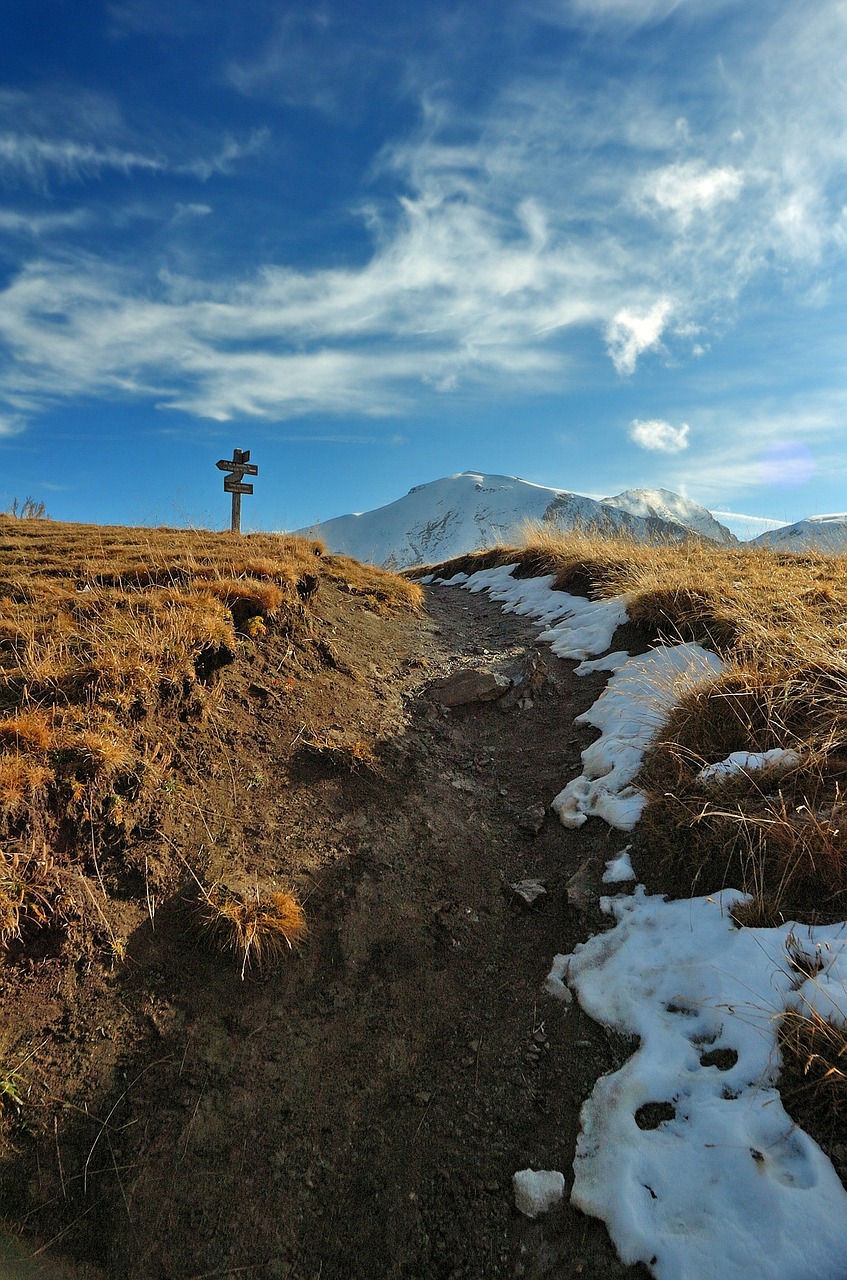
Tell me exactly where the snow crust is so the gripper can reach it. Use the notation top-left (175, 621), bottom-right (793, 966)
top-left (513, 1168), bottom-right (566, 1218)
top-left (552, 644), bottom-right (725, 830)
top-left (698, 749), bottom-right (801, 785)
top-left (603, 845), bottom-right (635, 883)
top-left (557, 889), bottom-right (847, 1280)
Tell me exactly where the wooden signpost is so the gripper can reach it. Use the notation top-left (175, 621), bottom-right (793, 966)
top-left (216, 449), bottom-right (258, 533)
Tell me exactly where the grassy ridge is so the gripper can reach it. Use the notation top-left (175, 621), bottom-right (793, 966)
top-left (0, 517), bottom-right (421, 956)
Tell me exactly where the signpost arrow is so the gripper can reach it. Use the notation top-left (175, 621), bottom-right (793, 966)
top-left (223, 480), bottom-right (254, 495)
top-left (217, 460), bottom-right (258, 476)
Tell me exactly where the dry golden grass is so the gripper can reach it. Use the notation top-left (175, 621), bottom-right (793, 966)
top-left (300, 731), bottom-right (380, 773)
top-left (199, 882), bottom-right (307, 978)
top-left (0, 850), bottom-right (54, 948)
top-left (0, 516), bottom-right (420, 954)
top-left (779, 1007), bottom-right (847, 1124)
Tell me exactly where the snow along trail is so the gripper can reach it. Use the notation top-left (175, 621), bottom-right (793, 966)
top-left (426, 563), bottom-right (847, 1280)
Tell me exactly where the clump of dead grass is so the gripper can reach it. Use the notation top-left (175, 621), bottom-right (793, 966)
top-left (198, 882), bottom-right (307, 978)
top-left (0, 849), bottom-right (56, 948)
top-left (299, 730), bottom-right (380, 774)
top-left (779, 1007), bottom-right (847, 1129)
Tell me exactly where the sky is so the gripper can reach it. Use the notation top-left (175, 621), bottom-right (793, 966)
top-left (2, 0), bottom-right (847, 536)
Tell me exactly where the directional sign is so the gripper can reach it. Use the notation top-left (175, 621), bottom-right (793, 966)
top-left (216, 459), bottom-right (258, 476)
top-left (217, 448), bottom-right (258, 532)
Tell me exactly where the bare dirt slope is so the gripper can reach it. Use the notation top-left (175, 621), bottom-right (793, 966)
top-left (1, 579), bottom-right (650, 1280)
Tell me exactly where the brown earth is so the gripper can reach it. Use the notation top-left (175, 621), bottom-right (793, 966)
top-left (0, 577), bottom-right (652, 1280)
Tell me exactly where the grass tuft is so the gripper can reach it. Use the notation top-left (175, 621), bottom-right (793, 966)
top-left (199, 882), bottom-right (307, 978)
top-left (779, 1007), bottom-right (847, 1124)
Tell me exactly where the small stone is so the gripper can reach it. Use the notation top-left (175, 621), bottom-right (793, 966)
top-left (467, 1039), bottom-right (480, 1053)
top-left (414, 1091), bottom-right (433, 1106)
top-left (510, 879), bottom-right (547, 907)
top-left (498, 649), bottom-right (549, 712)
top-left (513, 1169), bottom-right (566, 1218)
top-left (515, 804), bottom-right (546, 835)
top-left (533, 1030), bottom-right (548, 1045)
top-left (565, 860), bottom-right (596, 912)
top-left (430, 669), bottom-right (512, 707)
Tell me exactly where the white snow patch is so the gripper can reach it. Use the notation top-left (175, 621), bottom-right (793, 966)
top-left (552, 644), bottom-right (725, 830)
top-left (539, 597), bottom-right (630, 660)
top-left (544, 954), bottom-right (574, 1004)
top-left (451, 563), bottom-right (629, 659)
top-left (513, 1168), bottom-right (566, 1218)
top-left (603, 846), bottom-right (635, 883)
top-left (558, 888), bottom-right (847, 1280)
top-left (574, 651), bottom-right (631, 675)
top-left (698, 749), bottom-right (801, 785)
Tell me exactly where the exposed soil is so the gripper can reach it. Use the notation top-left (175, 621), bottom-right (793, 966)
top-left (0, 579), bottom-right (651, 1280)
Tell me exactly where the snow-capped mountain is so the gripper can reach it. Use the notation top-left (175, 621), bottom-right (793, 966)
top-left (752, 513), bottom-right (847, 552)
top-left (297, 472), bottom-right (736, 569)
top-left (602, 489), bottom-right (737, 546)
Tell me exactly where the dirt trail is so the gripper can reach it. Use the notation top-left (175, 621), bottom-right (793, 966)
top-left (3, 581), bottom-right (650, 1280)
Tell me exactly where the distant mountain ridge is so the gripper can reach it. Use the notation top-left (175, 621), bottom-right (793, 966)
top-left (297, 472), bottom-right (737, 570)
top-left (752, 513), bottom-right (847, 552)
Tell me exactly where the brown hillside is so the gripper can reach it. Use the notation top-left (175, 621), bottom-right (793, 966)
top-left (0, 520), bottom-right (644, 1280)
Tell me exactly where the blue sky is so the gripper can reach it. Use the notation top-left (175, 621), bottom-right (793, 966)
top-left (2, 0), bottom-right (846, 535)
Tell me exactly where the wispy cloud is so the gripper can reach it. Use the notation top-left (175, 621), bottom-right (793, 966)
top-left (636, 161), bottom-right (744, 228)
top-left (606, 302), bottom-right (673, 376)
top-left (0, 87), bottom-right (268, 192)
top-left (0, 207), bottom-right (89, 236)
top-left (0, 135), bottom-right (164, 187)
top-left (645, 400), bottom-right (847, 505)
top-left (5, 1), bottom-right (847, 442)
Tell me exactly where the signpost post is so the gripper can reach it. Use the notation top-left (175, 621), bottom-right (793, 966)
top-left (216, 449), bottom-right (258, 533)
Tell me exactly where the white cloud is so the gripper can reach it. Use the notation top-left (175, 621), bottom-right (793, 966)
top-left (710, 511), bottom-right (788, 540)
top-left (638, 161), bottom-right (744, 227)
top-left (0, 207), bottom-right (88, 236)
top-left (628, 418), bottom-right (690, 453)
top-left (0, 134), bottom-right (164, 186)
top-left (173, 203), bottom-right (213, 221)
top-left (6, 2), bottom-right (847, 432)
top-left (606, 301), bottom-right (673, 376)
top-left (537, 0), bottom-right (718, 26)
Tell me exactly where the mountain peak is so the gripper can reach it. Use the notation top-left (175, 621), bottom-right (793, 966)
top-left (297, 472), bottom-right (735, 569)
top-left (602, 489), bottom-right (736, 545)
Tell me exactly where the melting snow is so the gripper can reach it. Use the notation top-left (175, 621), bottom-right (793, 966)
top-left (557, 891), bottom-right (847, 1280)
top-left (430, 561), bottom-right (847, 1278)
top-left (698, 749), bottom-right (801, 785)
top-left (552, 643), bottom-right (724, 830)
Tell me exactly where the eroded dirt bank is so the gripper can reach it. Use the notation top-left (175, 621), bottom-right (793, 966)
top-left (1, 581), bottom-right (649, 1280)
